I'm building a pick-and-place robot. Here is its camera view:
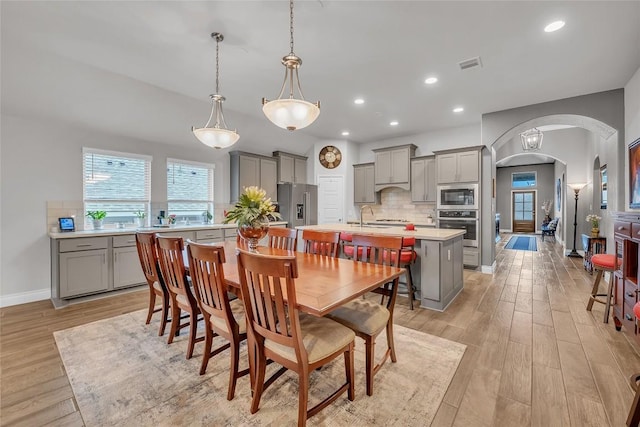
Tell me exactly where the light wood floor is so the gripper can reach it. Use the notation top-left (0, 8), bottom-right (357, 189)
top-left (1, 234), bottom-right (639, 426)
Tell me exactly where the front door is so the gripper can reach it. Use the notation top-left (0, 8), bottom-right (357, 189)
top-left (512, 191), bottom-right (536, 233)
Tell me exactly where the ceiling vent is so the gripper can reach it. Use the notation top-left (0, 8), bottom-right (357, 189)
top-left (458, 56), bottom-right (483, 71)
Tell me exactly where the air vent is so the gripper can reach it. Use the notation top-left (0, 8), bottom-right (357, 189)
top-left (458, 56), bottom-right (483, 71)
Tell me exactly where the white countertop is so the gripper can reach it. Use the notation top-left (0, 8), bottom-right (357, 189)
top-left (346, 220), bottom-right (436, 227)
top-left (296, 223), bottom-right (464, 241)
top-left (49, 221), bottom-right (288, 239)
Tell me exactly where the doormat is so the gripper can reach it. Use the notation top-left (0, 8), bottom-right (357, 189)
top-left (505, 235), bottom-right (537, 251)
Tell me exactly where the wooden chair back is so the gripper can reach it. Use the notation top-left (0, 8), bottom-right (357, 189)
top-left (156, 235), bottom-right (195, 304)
top-left (236, 250), bottom-right (307, 363)
top-left (302, 229), bottom-right (340, 257)
top-left (135, 231), bottom-right (163, 288)
top-left (186, 242), bottom-right (233, 328)
top-left (267, 227), bottom-right (298, 251)
top-left (350, 234), bottom-right (403, 308)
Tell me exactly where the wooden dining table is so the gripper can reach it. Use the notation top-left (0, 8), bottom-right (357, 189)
top-left (186, 240), bottom-right (405, 317)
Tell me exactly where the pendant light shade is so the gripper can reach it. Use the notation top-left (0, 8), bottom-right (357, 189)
top-left (520, 128), bottom-right (543, 152)
top-left (192, 33), bottom-right (239, 149)
top-left (262, 0), bottom-right (320, 131)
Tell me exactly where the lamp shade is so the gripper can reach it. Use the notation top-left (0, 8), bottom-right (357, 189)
top-left (192, 127), bottom-right (239, 149)
top-left (568, 182), bottom-right (587, 193)
top-left (262, 98), bottom-right (320, 131)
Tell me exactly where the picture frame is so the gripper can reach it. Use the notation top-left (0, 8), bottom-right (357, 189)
top-left (600, 164), bottom-right (607, 209)
top-left (629, 138), bottom-right (640, 209)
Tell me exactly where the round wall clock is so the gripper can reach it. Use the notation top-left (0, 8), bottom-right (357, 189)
top-left (319, 146), bottom-right (342, 169)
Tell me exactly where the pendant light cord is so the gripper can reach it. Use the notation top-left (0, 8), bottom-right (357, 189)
top-left (289, 0), bottom-right (295, 55)
top-left (215, 37), bottom-right (220, 94)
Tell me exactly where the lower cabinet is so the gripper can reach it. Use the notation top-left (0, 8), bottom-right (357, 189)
top-left (59, 249), bottom-right (109, 298)
top-left (113, 246), bottom-right (146, 289)
top-left (419, 236), bottom-right (464, 311)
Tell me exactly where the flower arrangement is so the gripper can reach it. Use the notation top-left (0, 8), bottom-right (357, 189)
top-left (541, 200), bottom-right (553, 216)
top-left (86, 210), bottom-right (107, 220)
top-left (224, 186), bottom-right (281, 227)
top-left (586, 214), bottom-right (601, 228)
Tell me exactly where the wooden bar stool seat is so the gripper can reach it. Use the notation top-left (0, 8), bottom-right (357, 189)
top-left (586, 253), bottom-right (617, 323)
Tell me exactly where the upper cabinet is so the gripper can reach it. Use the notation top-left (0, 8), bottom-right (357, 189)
top-left (411, 156), bottom-right (436, 202)
top-left (273, 151), bottom-right (308, 184)
top-left (435, 148), bottom-right (481, 184)
top-left (229, 151), bottom-right (278, 202)
top-left (373, 144), bottom-right (417, 191)
top-left (353, 163), bottom-right (377, 204)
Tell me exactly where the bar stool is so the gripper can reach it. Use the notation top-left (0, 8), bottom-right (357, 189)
top-left (384, 237), bottom-right (418, 310)
top-left (586, 253), bottom-right (617, 323)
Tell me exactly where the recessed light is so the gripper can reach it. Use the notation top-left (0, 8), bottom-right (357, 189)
top-left (341, 131), bottom-right (350, 136)
top-left (544, 20), bottom-right (565, 33)
top-left (453, 107), bottom-right (464, 113)
top-left (424, 77), bottom-right (438, 85)
top-left (354, 98), bottom-right (365, 105)
top-left (389, 121), bottom-right (399, 126)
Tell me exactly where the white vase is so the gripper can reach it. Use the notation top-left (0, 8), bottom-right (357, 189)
top-left (136, 217), bottom-right (145, 227)
top-left (92, 219), bottom-right (104, 230)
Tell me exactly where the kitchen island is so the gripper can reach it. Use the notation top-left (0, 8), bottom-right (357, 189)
top-left (296, 224), bottom-right (466, 311)
top-left (49, 222), bottom-right (287, 308)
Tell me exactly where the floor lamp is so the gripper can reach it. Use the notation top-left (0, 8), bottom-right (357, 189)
top-left (567, 183), bottom-right (587, 258)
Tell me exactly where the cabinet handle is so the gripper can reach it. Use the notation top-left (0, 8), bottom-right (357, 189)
top-left (627, 291), bottom-right (636, 298)
top-left (448, 250), bottom-right (451, 261)
top-left (626, 313), bottom-right (634, 321)
top-left (77, 244), bottom-right (92, 247)
top-left (127, 240), bottom-right (136, 243)
top-left (618, 226), bottom-right (625, 231)
top-left (102, 254), bottom-right (106, 264)
top-left (114, 253), bottom-right (118, 263)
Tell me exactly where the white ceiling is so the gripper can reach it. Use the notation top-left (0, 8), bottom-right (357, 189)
top-left (2, 1), bottom-right (639, 157)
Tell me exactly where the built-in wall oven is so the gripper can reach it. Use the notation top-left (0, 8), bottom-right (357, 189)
top-left (438, 210), bottom-right (479, 247)
top-left (437, 183), bottom-right (479, 210)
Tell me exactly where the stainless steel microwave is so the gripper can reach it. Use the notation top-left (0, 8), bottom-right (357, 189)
top-left (437, 184), bottom-right (479, 210)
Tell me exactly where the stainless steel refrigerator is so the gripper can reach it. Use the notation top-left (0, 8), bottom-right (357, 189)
top-left (277, 183), bottom-right (318, 227)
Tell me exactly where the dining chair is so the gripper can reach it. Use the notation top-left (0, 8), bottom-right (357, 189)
top-left (267, 227), bottom-right (298, 251)
top-left (186, 241), bottom-right (249, 400)
top-left (301, 229), bottom-right (340, 257)
top-left (135, 232), bottom-right (170, 336)
top-left (387, 236), bottom-right (418, 310)
top-left (156, 235), bottom-right (203, 359)
top-left (326, 234), bottom-right (403, 396)
top-left (236, 249), bottom-right (355, 427)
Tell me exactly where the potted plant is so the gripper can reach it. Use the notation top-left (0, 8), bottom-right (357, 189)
top-left (224, 186), bottom-right (281, 250)
top-left (134, 210), bottom-right (146, 227)
top-left (586, 214), bottom-right (601, 237)
top-left (86, 210), bottom-right (107, 230)
top-left (202, 210), bottom-right (213, 224)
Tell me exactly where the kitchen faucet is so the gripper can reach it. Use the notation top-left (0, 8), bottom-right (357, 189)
top-left (360, 205), bottom-right (374, 227)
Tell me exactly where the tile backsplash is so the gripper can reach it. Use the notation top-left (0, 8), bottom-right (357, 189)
top-left (46, 201), bottom-right (85, 232)
top-left (364, 188), bottom-right (435, 223)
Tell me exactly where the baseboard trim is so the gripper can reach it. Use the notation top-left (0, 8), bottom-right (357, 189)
top-left (481, 261), bottom-right (496, 274)
top-left (0, 288), bottom-right (51, 308)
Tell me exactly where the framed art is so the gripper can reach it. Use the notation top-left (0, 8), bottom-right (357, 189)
top-left (630, 138), bottom-right (640, 209)
top-left (600, 164), bottom-right (607, 209)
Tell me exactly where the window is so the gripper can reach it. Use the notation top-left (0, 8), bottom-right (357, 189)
top-left (512, 172), bottom-right (536, 188)
top-left (83, 148), bottom-right (151, 224)
top-left (167, 159), bottom-right (214, 221)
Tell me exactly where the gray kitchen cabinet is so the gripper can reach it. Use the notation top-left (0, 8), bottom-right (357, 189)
top-left (112, 235), bottom-right (145, 289)
top-left (435, 148), bottom-right (480, 184)
top-left (196, 229), bottom-right (224, 244)
top-left (58, 237), bottom-right (110, 298)
top-left (155, 230), bottom-right (196, 241)
top-left (419, 235), bottom-right (464, 311)
top-left (410, 156), bottom-right (436, 202)
top-left (273, 151), bottom-right (308, 184)
top-left (224, 228), bottom-right (238, 242)
top-left (229, 151), bottom-right (278, 202)
top-left (353, 163), bottom-right (376, 204)
top-left (373, 144), bottom-right (417, 191)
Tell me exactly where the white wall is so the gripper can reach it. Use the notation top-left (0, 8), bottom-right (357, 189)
top-left (0, 114), bottom-right (235, 305)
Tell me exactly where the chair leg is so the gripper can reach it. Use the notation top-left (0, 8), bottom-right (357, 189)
top-left (364, 337), bottom-right (375, 396)
top-left (227, 334), bottom-right (240, 400)
top-left (250, 345), bottom-right (266, 414)
top-left (298, 369), bottom-right (310, 427)
top-left (146, 290), bottom-right (156, 324)
top-left (627, 374), bottom-right (640, 426)
top-left (604, 272), bottom-right (614, 324)
top-left (344, 342), bottom-right (355, 401)
top-left (199, 324), bottom-right (213, 375)
top-left (586, 269), bottom-right (604, 311)
top-left (186, 310), bottom-right (198, 359)
top-left (405, 265), bottom-right (415, 310)
top-left (167, 304), bottom-right (180, 345)
top-left (387, 320), bottom-right (397, 363)
top-left (158, 293), bottom-right (169, 336)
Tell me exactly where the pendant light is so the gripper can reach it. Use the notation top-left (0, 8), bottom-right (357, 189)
top-left (192, 32), bottom-right (239, 149)
top-left (262, 0), bottom-right (320, 131)
top-left (520, 128), bottom-right (543, 152)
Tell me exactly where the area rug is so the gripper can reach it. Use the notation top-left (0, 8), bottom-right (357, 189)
top-left (505, 235), bottom-right (538, 251)
top-left (54, 310), bottom-right (466, 426)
